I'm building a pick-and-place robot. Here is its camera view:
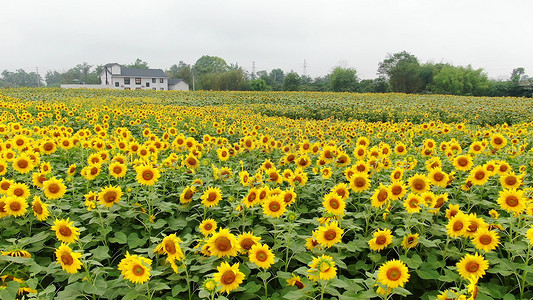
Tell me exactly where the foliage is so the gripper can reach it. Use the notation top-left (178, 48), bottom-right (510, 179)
top-left (330, 67), bottom-right (359, 92)
top-left (283, 72), bottom-right (301, 91)
top-left (0, 88), bottom-right (532, 299)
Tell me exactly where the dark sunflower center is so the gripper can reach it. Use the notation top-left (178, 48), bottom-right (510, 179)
top-left (241, 238), bottom-right (255, 250)
top-left (113, 167), bottom-right (122, 174)
top-left (269, 202), bottom-right (281, 212)
top-left (391, 186), bottom-right (402, 195)
top-left (480, 235), bottom-right (492, 245)
top-left (10, 202), bottom-right (21, 211)
top-left (354, 178), bottom-right (365, 187)
top-left (48, 184), bottom-right (60, 194)
top-left (164, 242), bottom-right (176, 254)
top-left (324, 229), bottom-right (337, 241)
top-left (256, 251), bottom-right (268, 262)
top-left (184, 190), bottom-right (193, 199)
top-left (104, 192), bottom-right (117, 203)
top-left (215, 237), bottom-right (231, 251)
top-left (133, 264), bottom-right (145, 276)
top-left (466, 261), bottom-right (479, 273)
top-left (453, 221), bottom-right (464, 231)
top-left (387, 268), bottom-right (401, 281)
top-left (143, 171), bottom-right (153, 180)
top-left (506, 196), bottom-right (518, 207)
top-left (378, 190), bottom-right (388, 202)
top-left (207, 193), bottom-right (217, 202)
top-left (17, 160), bottom-right (28, 169)
top-left (59, 226), bottom-right (72, 237)
top-left (33, 202), bottom-right (43, 214)
top-left (505, 177), bottom-right (517, 186)
top-left (61, 254), bottom-right (73, 265)
top-left (330, 199), bottom-right (339, 209)
top-left (413, 179), bottom-right (425, 190)
top-left (222, 270), bottom-right (235, 284)
top-left (14, 189), bottom-right (24, 196)
top-left (376, 236), bottom-right (387, 245)
top-left (433, 172), bottom-right (444, 181)
top-left (475, 171), bottom-right (485, 180)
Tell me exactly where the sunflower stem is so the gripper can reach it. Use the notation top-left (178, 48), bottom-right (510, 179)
top-left (319, 280), bottom-right (328, 300)
top-left (520, 244), bottom-right (531, 299)
top-left (262, 269), bottom-right (268, 297)
top-left (146, 280), bottom-right (152, 300)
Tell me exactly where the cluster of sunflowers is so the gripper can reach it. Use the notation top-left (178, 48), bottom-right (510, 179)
top-left (0, 88), bottom-right (532, 300)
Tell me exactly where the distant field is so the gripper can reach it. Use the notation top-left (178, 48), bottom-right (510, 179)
top-left (0, 88), bottom-right (531, 300)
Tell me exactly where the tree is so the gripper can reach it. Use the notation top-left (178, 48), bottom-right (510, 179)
top-left (45, 70), bottom-right (63, 87)
top-left (283, 72), bottom-right (301, 91)
top-left (330, 67), bottom-right (358, 92)
top-left (378, 51), bottom-right (422, 93)
top-left (269, 69), bottom-right (285, 91)
top-left (431, 65), bottom-right (489, 96)
top-left (250, 79), bottom-right (268, 91)
top-left (193, 55), bottom-right (229, 76)
top-left (510, 67), bottom-right (526, 83)
top-left (1, 69), bottom-right (42, 87)
top-left (126, 59), bottom-right (149, 69)
top-left (167, 61), bottom-right (192, 84)
top-left (359, 78), bottom-right (392, 93)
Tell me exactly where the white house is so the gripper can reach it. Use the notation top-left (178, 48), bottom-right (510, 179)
top-left (61, 63), bottom-right (189, 91)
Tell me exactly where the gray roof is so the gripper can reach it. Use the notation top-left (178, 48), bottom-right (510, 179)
top-left (168, 78), bottom-right (188, 85)
top-left (119, 67), bottom-right (169, 78)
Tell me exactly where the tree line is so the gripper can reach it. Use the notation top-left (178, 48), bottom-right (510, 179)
top-left (1, 52), bottom-right (531, 97)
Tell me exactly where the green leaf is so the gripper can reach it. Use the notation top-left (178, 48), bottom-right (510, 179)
top-left (127, 232), bottom-right (147, 248)
top-left (416, 268), bottom-right (440, 280)
top-left (109, 232), bottom-right (127, 244)
top-left (91, 246), bottom-right (110, 261)
top-left (0, 281), bottom-right (20, 300)
top-left (171, 282), bottom-right (188, 296)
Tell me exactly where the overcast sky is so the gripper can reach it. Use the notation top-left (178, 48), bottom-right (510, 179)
top-left (2, 0), bottom-right (532, 80)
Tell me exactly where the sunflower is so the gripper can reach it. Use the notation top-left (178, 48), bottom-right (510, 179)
top-left (202, 277), bottom-right (217, 293)
top-left (8, 183), bottom-right (30, 199)
top-left (12, 154), bottom-right (34, 174)
top-left (98, 185), bottom-right (123, 208)
top-left (472, 228), bottom-right (500, 252)
top-left (282, 188), bottom-right (297, 206)
top-left (322, 193), bottom-right (345, 216)
top-left (266, 168), bottom-right (283, 184)
top-left (213, 262), bottom-right (245, 294)
top-left (217, 147), bottom-right (230, 162)
top-left (81, 164), bottom-right (101, 180)
top-left (446, 213), bottom-right (469, 238)
top-left (377, 259), bottom-right (410, 289)
top-left (428, 168), bottom-right (448, 188)
top-left (368, 229), bottom-right (393, 252)
top-left (0, 178), bottom-right (13, 195)
top-left (497, 189), bottom-right (526, 214)
top-left (262, 194), bottom-right (287, 218)
top-left (464, 213), bottom-right (488, 238)
top-left (331, 182), bottom-right (350, 200)
top-left (135, 164), bottom-right (161, 186)
top-left (154, 234), bottom-right (185, 261)
top-left (32, 196), bottom-right (49, 221)
top-left (389, 180), bottom-right (407, 200)
top-left (349, 172), bottom-right (371, 193)
top-left (307, 255), bottom-right (337, 281)
top-left (499, 172), bottom-right (523, 189)
top-left (371, 185), bottom-right (390, 209)
top-left (394, 142), bottom-right (407, 155)
top-left (390, 167), bottom-right (404, 181)
top-left (0, 160), bottom-right (7, 176)
top-left (118, 252), bottom-right (152, 284)
top-left (249, 243), bottom-right (275, 269)
top-left (408, 174), bottom-right (430, 194)
top-left (183, 153), bottom-right (200, 170)
top-left (198, 219), bottom-right (217, 237)
top-left (207, 228), bottom-right (240, 258)
top-left (108, 161), bottom-right (127, 178)
top-left (286, 274), bottom-right (305, 289)
top-left (320, 167), bottom-right (332, 179)
top-left (314, 221), bottom-right (343, 248)
top-left (445, 203), bottom-right (461, 219)
top-left (1, 249), bottom-right (31, 258)
top-left (42, 177), bottom-right (67, 200)
top-left (201, 187), bottom-right (222, 208)
top-left (401, 233), bottom-right (419, 250)
top-left (55, 244), bottom-right (83, 274)
top-left (453, 155), bottom-right (473, 171)
top-left (237, 232), bottom-right (261, 252)
top-left (490, 133), bottom-right (507, 149)
top-left (456, 253), bottom-right (489, 280)
top-left (51, 218), bottom-right (80, 244)
top-left (67, 164), bottom-right (77, 176)
top-left (4, 196), bottom-right (28, 217)
top-left (526, 226), bottom-right (533, 245)
top-left (403, 193), bottom-right (422, 213)
top-left (180, 186), bottom-right (196, 204)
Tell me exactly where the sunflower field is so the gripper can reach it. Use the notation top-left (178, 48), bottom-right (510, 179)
top-left (0, 88), bottom-right (532, 300)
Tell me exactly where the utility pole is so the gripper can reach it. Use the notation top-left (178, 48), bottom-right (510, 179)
top-left (36, 67), bottom-right (40, 87)
top-left (252, 61), bottom-right (256, 79)
top-left (303, 60), bottom-right (307, 77)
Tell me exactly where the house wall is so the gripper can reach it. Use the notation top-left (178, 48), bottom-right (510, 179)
top-left (169, 81), bottom-right (190, 91)
top-left (97, 74), bottom-right (169, 90)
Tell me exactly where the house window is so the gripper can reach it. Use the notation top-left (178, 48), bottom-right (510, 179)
top-left (152, 78), bottom-right (156, 83)
top-left (115, 82), bottom-right (119, 87)
top-left (160, 78), bottom-right (164, 83)
top-left (135, 78), bottom-right (141, 85)
top-left (124, 78), bottom-right (130, 85)
top-left (160, 88), bottom-right (164, 90)
top-left (146, 82), bottom-right (150, 87)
